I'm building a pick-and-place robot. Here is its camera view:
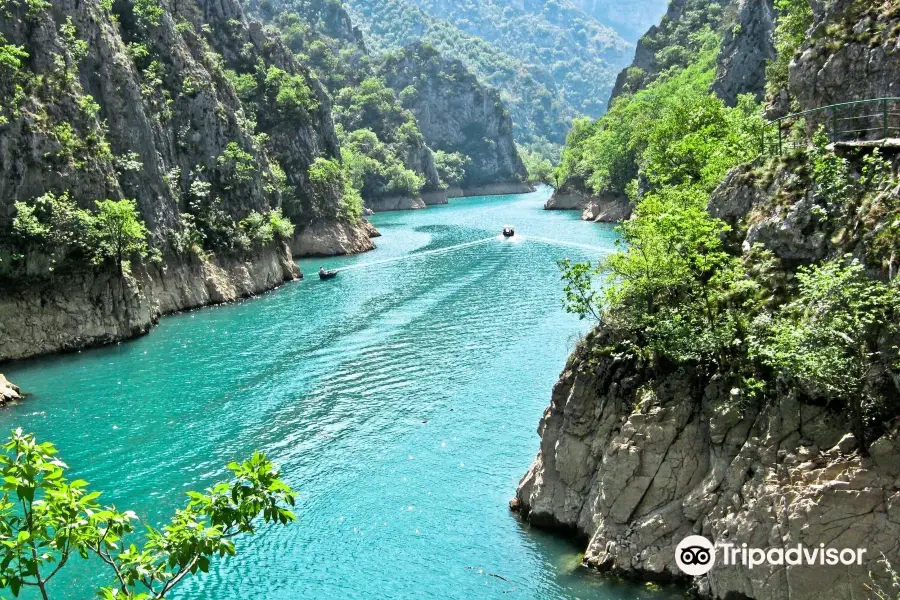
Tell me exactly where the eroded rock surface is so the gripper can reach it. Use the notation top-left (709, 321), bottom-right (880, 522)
top-left (516, 331), bottom-right (900, 600)
top-left (0, 244), bottom-right (299, 362)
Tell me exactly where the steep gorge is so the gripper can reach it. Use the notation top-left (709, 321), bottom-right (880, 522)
top-left (516, 1), bottom-right (900, 599)
top-left (0, 0), bottom-right (373, 361)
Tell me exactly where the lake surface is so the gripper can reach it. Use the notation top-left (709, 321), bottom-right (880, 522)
top-left (1, 186), bottom-right (681, 599)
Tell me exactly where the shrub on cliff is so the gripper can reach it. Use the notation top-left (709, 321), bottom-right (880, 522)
top-left (10, 195), bottom-right (150, 276)
top-left (308, 157), bottom-right (364, 223)
top-left (750, 258), bottom-right (900, 447)
top-left (0, 429), bottom-right (295, 599)
top-left (91, 199), bottom-right (150, 275)
top-left (561, 185), bottom-right (762, 369)
top-left (554, 34), bottom-right (764, 201)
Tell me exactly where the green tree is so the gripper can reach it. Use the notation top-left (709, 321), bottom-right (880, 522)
top-left (91, 199), bottom-right (150, 275)
top-left (433, 151), bottom-right (469, 188)
top-left (12, 192), bottom-right (93, 269)
top-left (560, 186), bottom-right (759, 367)
top-left (0, 429), bottom-right (295, 599)
top-left (750, 258), bottom-right (900, 449)
top-left (766, 0), bottom-right (813, 98)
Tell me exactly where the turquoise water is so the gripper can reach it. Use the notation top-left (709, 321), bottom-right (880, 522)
top-left (1, 187), bottom-right (681, 599)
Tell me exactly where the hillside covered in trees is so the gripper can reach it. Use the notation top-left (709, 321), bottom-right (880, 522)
top-left (343, 0), bottom-right (639, 151)
top-left (243, 0), bottom-right (530, 208)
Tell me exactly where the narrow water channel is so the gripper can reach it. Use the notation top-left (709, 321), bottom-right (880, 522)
top-left (2, 187), bottom-right (681, 599)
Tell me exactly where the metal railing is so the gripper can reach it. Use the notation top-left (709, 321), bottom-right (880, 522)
top-left (762, 98), bottom-right (900, 156)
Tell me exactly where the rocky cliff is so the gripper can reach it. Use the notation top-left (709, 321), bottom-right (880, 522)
top-left (552, 0), bottom-right (776, 221)
top-left (610, 0), bottom-right (732, 102)
top-left (0, 375), bottom-right (21, 404)
top-left (515, 323), bottom-right (900, 600)
top-left (517, 2), bottom-right (900, 598)
top-left (379, 43), bottom-right (533, 194)
top-left (711, 0), bottom-right (777, 106)
top-left (518, 149), bottom-right (900, 599)
top-left (790, 0), bottom-right (900, 132)
top-left (544, 190), bottom-right (632, 223)
top-left (246, 0), bottom-right (448, 211)
top-left (0, 0), bottom-right (375, 361)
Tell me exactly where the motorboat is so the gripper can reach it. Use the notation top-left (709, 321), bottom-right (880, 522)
top-left (318, 269), bottom-right (339, 280)
top-left (502, 227), bottom-right (515, 238)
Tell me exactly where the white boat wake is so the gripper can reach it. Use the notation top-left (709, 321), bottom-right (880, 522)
top-left (331, 233), bottom-right (613, 275)
top-left (335, 236), bottom-right (498, 273)
top-left (525, 236), bottom-right (615, 255)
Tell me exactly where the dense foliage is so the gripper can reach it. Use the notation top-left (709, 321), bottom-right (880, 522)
top-left (561, 136), bottom-right (900, 450)
top-left (248, 1), bottom-right (445, 202)
top-left (557, 18), bottom-right (900, 450)
top-left (0, 429), bottom-right (295, 599)
top-left (345, 0), bottom-right (578, 145)
top-left (556, 36), bottom-right (765, 200)
top-left (611, 0), bottom-right (728, 100)
top-left (10, 194), bottom-right (150, 275)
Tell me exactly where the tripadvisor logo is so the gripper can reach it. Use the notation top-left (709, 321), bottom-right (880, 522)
top-left (675, 536), bottom-right (868, 576)
top-left (676, 536), bottom-right (716, 576)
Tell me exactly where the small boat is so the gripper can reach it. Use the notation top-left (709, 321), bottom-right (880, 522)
top-left (502, 227), bottom-right (515, 238)
top-left (318, 269), bottom-right (339, 280)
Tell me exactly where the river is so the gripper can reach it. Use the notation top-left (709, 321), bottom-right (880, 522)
top-left (1, 186), bottom-right (681, 599)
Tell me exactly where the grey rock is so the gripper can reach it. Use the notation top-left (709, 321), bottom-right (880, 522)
top-left (379, 43), bottom-right (529, 191)
top-left (789, 0), bottom-right (900, 137)
top-left (581, 195), bottom-right (632, 223)
top-left (516, 332), bottom-right (900, 599)
top-left (365, 196), bottom-right (427, 212)
top-left (290, 220), bottom-right (378, 256)
top-left (0, 244), bottom-right (300, 362)
top-left (712, 0), bottom-right (777, 106)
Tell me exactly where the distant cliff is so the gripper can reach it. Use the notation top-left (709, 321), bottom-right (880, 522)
top-left (609, 0), bottom-right (775, 106)
top-left (245, 0), bottom-right (447, 212)
top-left (0, 0), bottom-right (375, 361)
top-left (379, 43), bottom-right (532, 195)
top-left (552, 0), bottom-right (775, 220)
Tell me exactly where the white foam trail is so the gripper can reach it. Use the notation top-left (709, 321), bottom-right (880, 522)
top-left (526, 236), bottom-right (614, 254)
top-left (335, 236), bottom-right (498, 273)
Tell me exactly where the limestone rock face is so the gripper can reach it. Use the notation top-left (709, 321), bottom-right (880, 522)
top-left (545, 189), bottom-right (631, 223)
top-left (544, 191), bottom-right (589, 211)
top-left (789, 0), bottom-right (900, 134)
top-left (516, 331), bottom-right (900, 600)
top-left (365, 196), bottom-right (427, 212)
top-left (379, 43), bottom-right (529, 192)
top-left (581, 195), bottom-right (632, 223)
top-left (0, 244), bottom-right (300, 362)
top-left (0, 0), bottom-right (375, 360)
top-left (712, 0), bottom-right (776, 106)
top-left (291, 220), bottom-right (378, 256)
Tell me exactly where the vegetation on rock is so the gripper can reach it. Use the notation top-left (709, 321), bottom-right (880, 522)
top-left (557, 5), bottom-right (900, 451)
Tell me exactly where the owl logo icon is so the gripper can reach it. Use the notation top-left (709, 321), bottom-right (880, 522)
top-left (676, 535), bottom-right (716, 576)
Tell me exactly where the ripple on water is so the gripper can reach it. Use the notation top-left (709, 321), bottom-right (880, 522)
top-left (1, 188), bottom-right (683, 600)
